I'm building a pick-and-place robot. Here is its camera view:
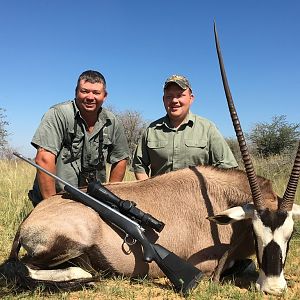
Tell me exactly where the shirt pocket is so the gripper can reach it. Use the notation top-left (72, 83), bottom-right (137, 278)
top-left (185, 139), bottom-right (207, 148)
top-left (99, 135), bottom-right (113, 163)
top-left (184, 139), bottom-right (208, 166)
top-left (61, 130), bottom-right (84, 163)
top-left (147, 140), bottom-right (168, 149)
top-left (147, 140), bottom-right (169, 164)
top-left (103, 135), bottom-right (112, 148)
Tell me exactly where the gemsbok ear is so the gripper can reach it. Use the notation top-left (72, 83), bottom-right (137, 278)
top-left (207, 203), bottom-right (255, 225)
top-left (292, 203), bottom-right (300, 217)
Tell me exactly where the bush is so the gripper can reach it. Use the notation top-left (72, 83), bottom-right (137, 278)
top-left (249, 115), bottom-right (300, 157)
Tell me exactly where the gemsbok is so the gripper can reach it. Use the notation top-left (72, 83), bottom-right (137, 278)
top-left (1, 24), bottom-right (299, 296)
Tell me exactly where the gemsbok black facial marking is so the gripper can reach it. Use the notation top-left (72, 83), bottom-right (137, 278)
top-left (254, 209), bottom-right (289, 276)
top-left (262, 240), bottom-right (283, 276)
top-left (259, 209), bottom-right (288, 232)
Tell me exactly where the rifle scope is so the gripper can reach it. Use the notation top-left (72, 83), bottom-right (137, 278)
top-left (87, 181), bottom-right (165, 233)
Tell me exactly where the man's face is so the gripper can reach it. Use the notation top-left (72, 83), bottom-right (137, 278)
top-left (163, 83), bottom-right (194, 125)
top-left (75, 80), bottom-right (107, 115)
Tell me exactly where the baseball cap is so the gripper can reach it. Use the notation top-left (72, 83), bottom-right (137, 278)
top-left (163, 75), bottom-right (192, 91)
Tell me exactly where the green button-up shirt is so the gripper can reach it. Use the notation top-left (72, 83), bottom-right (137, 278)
top-left (132, 112), bottom-right (237, 176)
top-left (31, 100), bottom-right (130, 198)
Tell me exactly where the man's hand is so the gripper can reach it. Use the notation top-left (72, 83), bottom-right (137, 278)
top-left (35, 148), bottom-right (57, 199)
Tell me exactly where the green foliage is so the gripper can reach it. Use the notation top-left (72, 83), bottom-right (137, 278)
top-left (249, 115), bottom-right (300, 157)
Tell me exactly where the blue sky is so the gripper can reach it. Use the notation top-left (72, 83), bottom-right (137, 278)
top-left (1, 0), bottom-right (299, 157)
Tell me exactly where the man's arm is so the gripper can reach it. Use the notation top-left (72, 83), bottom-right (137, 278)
top-left (131, 130), bottom-right (151, 179)
top-left (35, 148), bottom-right (57, 199)
top-left (109, 159), bottom-right (127, 182)
top-left (209, 124), bottom-right (238, 169)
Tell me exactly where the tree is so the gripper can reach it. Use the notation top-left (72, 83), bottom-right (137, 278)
top-left (249, 115), bottom-right (300, 157)
top-left (104, 105), bottom-right (148, 162)
top-left (0, 107), bottom-right (9, 151)
top-left (117, 110), bottom-right (148, 161)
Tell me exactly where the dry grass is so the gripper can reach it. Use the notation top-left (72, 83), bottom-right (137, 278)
top-left (0, 160), bottom-right (34, 260)
top-left (0, 157), bottom-right (300, 299)
top-left (251, 154), bottom-right (300, 198)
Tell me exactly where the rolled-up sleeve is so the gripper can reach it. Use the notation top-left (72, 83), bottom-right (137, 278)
top-left (107, 118), bottom-right (130, 164)
top-left (131, 129), bottom-right (150, 175)
top-left (208, 124), bottom-right (238, 168)
top-left (31, 108), bottom-right (65, 156)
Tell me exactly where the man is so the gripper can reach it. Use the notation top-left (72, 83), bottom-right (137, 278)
top-left (29, 70), bottom-right (130, 205)
top-left (132, 74), bottom-right (238, 180)
top-left (131, 75), bottom-right (253, 277)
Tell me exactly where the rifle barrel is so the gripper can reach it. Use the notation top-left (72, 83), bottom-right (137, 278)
top-left (13, 152), bottom-right (141, 228)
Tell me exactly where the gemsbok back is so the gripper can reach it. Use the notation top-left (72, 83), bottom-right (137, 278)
top-left (1, 24), bottom-right (300, 296)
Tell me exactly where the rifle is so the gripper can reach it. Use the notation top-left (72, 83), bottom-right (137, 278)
top-left (87, 180), bottom-right (165, 233)
top-left (14, 152), bottom-right (203, 295)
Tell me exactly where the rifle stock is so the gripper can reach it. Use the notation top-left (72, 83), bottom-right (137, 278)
top-left (64, 185), bottom-right (203, 294)
top-left (152, 244), bottom-right (203, 293)
top-left (14, 152), bottom-right (203, 295)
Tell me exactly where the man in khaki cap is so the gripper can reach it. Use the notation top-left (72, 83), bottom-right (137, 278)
top-left (132, 74), bottom-right (238, 180)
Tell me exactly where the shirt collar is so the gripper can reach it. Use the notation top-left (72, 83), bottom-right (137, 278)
top-left (72, 100), bottom-right (108, 135)
top-left (156, 112), bottom-right (194, 129)
top-left (73, 99), bottom-right (105, 122)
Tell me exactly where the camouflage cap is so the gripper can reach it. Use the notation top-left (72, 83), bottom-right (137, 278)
top-left (163, 75), bottom-right (192, 91)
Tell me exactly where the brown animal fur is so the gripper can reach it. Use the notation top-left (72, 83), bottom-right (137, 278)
top-left (7, 165), bottom-right (279, 283)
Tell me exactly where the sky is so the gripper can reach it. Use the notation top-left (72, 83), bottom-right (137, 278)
top-left (0, 0), bottom-right (299, 158)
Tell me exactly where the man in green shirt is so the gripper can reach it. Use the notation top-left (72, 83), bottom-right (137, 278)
top-left (29, 70), bottom-right (130, 206)
top-left (132, 74), bottom-right (238, 179)
top-left (132, 75), bottom-right (252, 277)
